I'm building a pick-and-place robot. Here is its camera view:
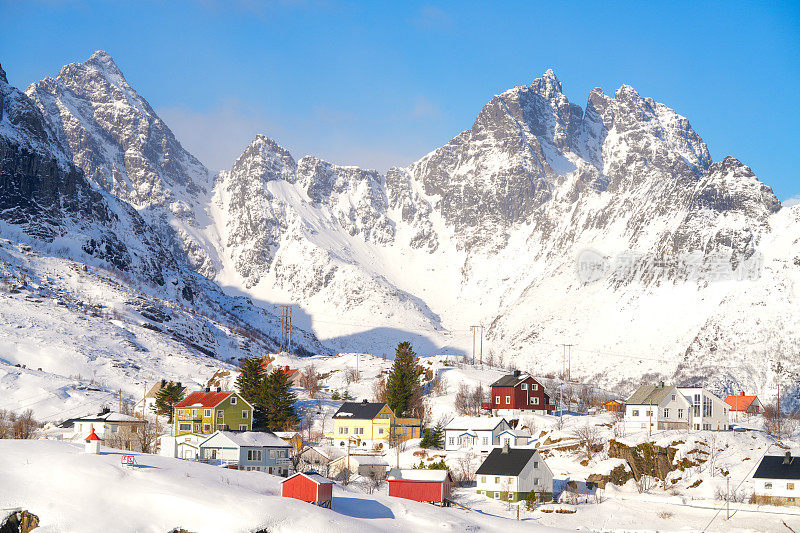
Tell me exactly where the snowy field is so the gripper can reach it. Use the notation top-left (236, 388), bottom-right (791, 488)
top-left (0, 440), bottom-right (555, 533)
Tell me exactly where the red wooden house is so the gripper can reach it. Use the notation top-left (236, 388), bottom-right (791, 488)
top-left (603, 399), bottom-right (625, 413)
top-left (387, 468), bottom-right (452, 505)
top-left (281, 472), bottom-right (334, 508)
top-left (481, 370), bottom-right (555, 415)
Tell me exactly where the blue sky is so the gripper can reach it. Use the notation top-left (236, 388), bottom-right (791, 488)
top-left (2, 1), bottom-right (799, 200)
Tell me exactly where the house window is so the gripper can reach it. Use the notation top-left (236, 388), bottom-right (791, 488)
top-left (503, 438), bottom-right (510, 446)
top-left (230, 397), bottom-right (237, 405)
top-left (378, 413), bottom-right (391, 419)
top-left (192, 409), bottom-right (197, 417)
top-left (378, 428), bottom-right (384, 434)
top-left (646, 410), bottom-right (652, 417)
top-left (217, 410), bottom-right (223, 417)
top-left (270, 450), bottom-right (276, 459)
top-left (482, 437), bottom-right (488, 445)
top-left (178, 409), bottom-right (184, 416)
top-left (765, 482), bottom-right (772, 490)
top-left (521, 384), bottom-right (528, 390)
top-left (239, 425), bottom-right (247, 431)
top-left (204, 409), bottom-right (211, 417)
top-left (788, 483), bottom-right (795, 490)
top-left (505, 396), bottom-right (511, 404)
top-left (203, 424), bottom-right (211, 432)
top-left (216, 424), bottom-right (226, 430)
top-left (495, 396), bottom-right (500, 404)
top-left (664, 408), bottom-right (670, 418)
top-left (534, 461), bottom-right (538, 468)
top-left (494, 477), bottom-right (500, 484)
top-left (671, 394), bottom-right (676, 401)
top-left (534, 478), bottom-right (539, 485)
top-left (179, 423), bottom-right (191, 431)
top-left (533, 384), bottom-right (538, 391)
top-left (632, 410), bottom-right (639, 416)
top-left (110, 425), bottom-right (118, 433)
top-left (242, 410), bottom-right (249, 419)
top-left (449, 437), bottom-right (454, 445)
top-left (678, 409), bottom-right (684, 419)
top-left (533, 397), bottom-right (539, 405)
top-left (354, 427), bottom-right (364, 435)
top-left (481, 476), bottom-right (486, 483)
top-left (248, 450), bottom-right (262, 461)
top-left (210, 449), bottom-right (217, 459)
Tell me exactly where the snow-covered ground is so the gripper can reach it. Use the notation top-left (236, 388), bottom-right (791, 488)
top-left (0, 439), bottom-right (556, 533)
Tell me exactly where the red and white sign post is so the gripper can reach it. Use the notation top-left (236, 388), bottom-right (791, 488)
top-left (121, 455), bottom-right (136, 467)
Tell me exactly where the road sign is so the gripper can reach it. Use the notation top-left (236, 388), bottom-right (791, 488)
top-left (121, 455), bottom-right (136, 466)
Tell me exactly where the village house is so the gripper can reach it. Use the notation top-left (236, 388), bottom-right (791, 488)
top-left (624, 383), bottom-right (692, 432)
top-left (752, 452), bottom-right (800, 506)
top-left (298, 446), bottom-right (345, 477)
top-left (275, 431), bottom-right (303, 452)
top-left (328, 400), bottom-right (421, 449)
top-left (68, 408), bottom-right (146, 451)
top-left (443, 416), bottom-right (511, 453)
top-left (387, 468), bottom-right (453, 504)
top-left (476, 445), bottom-right (553, 502)
top-left (261, 361), bottom-right (301, 386)
top-left (625, 383), bottom-right (730, 432)
top-left (481, 371), bottom-right (555, 416)
top-left (199, 430), bottom-right (292, 475)
top-left (160, 432), bottom-right (206, 459)
top-left (173, 388), bottom-right (253, 437)
top-left (496, 428), bottom-right (530, 447)
top-left (724, 392), bottom-right (764, 420)
top-left (602, 399), bottom-right (625, 413)
top-left (328, 453), bottom-right (389, 481)
top-left (133, 379), bottom-right (186, 417)
top-left (677, 386), bottom-right (729, 431)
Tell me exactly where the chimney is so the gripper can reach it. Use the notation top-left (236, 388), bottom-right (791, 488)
top-left (740, 391), bottom-right (745, 396)
top-left (502, 443), bottom-right (510, 454)
top-left (176, 382), bottom-right (182, 388)
top-left (784, 451), bottom-right (792, 465)
top-left (216, 387), bottom-right (221, 393)
top-left (285, 366), bottom-right (289, 371)
top-left (362, 399), bottom-right (368, 404)
top-left (204, 387), bottom-right (210, 393)
top-left (658, 381), bottom-right (664, 389)
top-left (513, 370), bottom-right (521, 377)
top-left (160, 379), bottom-right (166, 387)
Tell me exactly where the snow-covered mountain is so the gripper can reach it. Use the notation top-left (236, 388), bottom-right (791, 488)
top-left (3, 51), bottom-right (799, 407)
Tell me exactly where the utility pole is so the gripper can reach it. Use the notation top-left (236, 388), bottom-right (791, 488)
top-left (142, 380), bottom-right (147, 418)
top-left (118, 388), bottom-right (122, 413)
top-left (726, 476), bottom-right (730, 520)
top-left (776, 361), bottom-right (784, 437)
top-left (279, 305), bottom-right (293, 353)
top-left (471, 326), bottom-right (481, 365)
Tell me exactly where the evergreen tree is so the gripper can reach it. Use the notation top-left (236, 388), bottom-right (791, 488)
top-left (235, 358), bottom-right (269, 430)
top-left (385, 341), bottom-right (422, 417)
top-left (153, 382), bottom-right (185, 423)
top-left (419, 422), bottom-right (445, 449)
top-left (262, 369), bottom-right (298, 430)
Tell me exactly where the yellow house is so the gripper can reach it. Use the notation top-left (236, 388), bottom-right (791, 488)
top-left (328, 400), bottom-right (421, 450)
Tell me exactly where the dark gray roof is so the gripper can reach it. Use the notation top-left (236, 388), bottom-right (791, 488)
top-left (332, 401), bottom-right (388, 420)
top-left (626, 384), bottom-right (674, 406)
top-left (476, 447), bottom-right (538, 476)
top-left (753, 455), bottom-right (800, 480)
top-left (490, 373), bottom-right (529, 387)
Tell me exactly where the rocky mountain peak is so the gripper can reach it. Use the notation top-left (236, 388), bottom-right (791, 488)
top-left (230, 134), bottom-right (297, 184)
top-left (0, 63), bottom-right (7, 85)
top-left (529, 68), bottom-right (563, 99)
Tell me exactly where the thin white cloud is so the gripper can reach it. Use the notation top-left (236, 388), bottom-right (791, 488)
top-left (413, 6), bottom-right (453, 31)
top-left (784, 196), bottom-right (800, 208)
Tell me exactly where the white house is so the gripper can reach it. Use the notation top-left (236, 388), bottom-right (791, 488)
top-left (677, 386), bottom-right (729, 431)
top-left (328, 454), bottom-right (389, 480)
top-left (496, 429), bottom-right (530, 447)
top-left (68, 409), bottom-right (146, 443)
top-left (133, 380), bottom-right (186, 417)
top-left (752, 452), bottom-right (800, 506)
top-left (199, 431), bottom-right (292, 475)
top-left (444, 417), bottom-right (511, 453)
top-left (624, 383), bottom-right (692, 433)
top-left (160, 432), bottom-right (208, 459)
top-left (475, 445), bottom-right (553, 502)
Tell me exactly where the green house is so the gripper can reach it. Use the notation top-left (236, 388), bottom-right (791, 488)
top-left (174, 388), bottom-right (253, 436)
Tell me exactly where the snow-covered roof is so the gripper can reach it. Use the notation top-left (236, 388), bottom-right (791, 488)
top-left (387, 468), bottom-right (451, 482)
top-left (283, 472), bottom-right (333, 485)
top-left (445, 416), bottom-right (506, 431)
top-left (203, 431), bottom-right (290, 448)
top-left (498, 429), bottom-right (529, 438)
top-left (348, 454), bottom-right (389, 466)
top-left (74, 411), bottom-right (142, 423)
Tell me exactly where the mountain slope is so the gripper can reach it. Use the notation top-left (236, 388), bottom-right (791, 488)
top-left (25, 51), bottom-right (220, 276)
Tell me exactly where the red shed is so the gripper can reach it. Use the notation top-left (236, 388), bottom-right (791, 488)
top-left (387, 468), bottom-right (453, 505)
top-left (281, 472), bottom-right (334, 508)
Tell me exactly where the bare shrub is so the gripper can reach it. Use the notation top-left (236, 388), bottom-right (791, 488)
top-left (372, 375), bottom-right (387, 403)
top-left (345, 368), bottom-right (359, 385)
top-left (658, 511), bottom-right (673, 519)
top-left (301, 364), bottom-right (321, 399)
top-left (572, 424), bottom-right (603, 460)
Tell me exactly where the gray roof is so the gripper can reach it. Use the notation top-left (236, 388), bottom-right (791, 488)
top-left (202, 430), bottom-right (290, 448)
top-left (476, 448), bottom-right (539, 476)
top-left (626, 384), bottom-right (674, 406)
top-left (753, 454), bottom-right (800, 480)
top-left (490, 373), bottom-right (530, 387)
top-left (333, 401), bottom-right (389, 420)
